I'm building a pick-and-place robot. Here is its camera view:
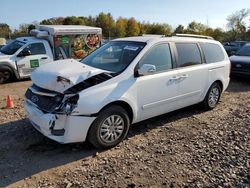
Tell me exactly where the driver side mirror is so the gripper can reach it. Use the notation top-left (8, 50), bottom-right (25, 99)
top-left (17, 50), bottom-right (31, 57)
top-left (136, 64), bottom-right (156, 76)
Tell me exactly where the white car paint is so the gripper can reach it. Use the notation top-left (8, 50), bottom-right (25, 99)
top-left (31, 59), bottom-right (106, 93)
top-left (24, 36), bottom-right (230, 144)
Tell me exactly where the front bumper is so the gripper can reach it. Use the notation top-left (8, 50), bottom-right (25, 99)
top-left (231, 70), bottom-right (250, 77)
top-left (24, 100), bottom-right (96, 144)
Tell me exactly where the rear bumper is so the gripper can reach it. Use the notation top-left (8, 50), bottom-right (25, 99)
top-left (222, 77), bottom-right (230, 92)
top-left (24, 100), bottom-right (96, 144)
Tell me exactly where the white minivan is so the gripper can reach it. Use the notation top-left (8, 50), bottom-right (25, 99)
top-left (24, 35), bottom-right (230, 149)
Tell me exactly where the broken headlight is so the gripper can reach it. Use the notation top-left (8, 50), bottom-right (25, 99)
top-left (56, 94), bottom-right (79, 115)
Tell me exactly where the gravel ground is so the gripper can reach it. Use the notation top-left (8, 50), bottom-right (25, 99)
top-left (0, 78), bottom-right (249, 188)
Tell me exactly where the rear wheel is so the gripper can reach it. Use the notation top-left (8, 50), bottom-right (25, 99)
top-left (88, 105), bottom-right (130, 149)
top-left (0, 66), bottom-right (13, 84)
top-left (203, 82), bottom-right (222, 110)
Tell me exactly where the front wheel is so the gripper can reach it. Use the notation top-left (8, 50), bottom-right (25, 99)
top-left (0, 66), bottom-right (13, 84)
top-left (203, 82), bottom-right (222, 110)
top-left (87, 105), bottom-right (130, 149)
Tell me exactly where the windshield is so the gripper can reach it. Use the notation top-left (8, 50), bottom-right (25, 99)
top-left (236, 44), bottom-right (250, 56)
top-left (0, 40), bottom-right (25, 55)
top-left (81, 41), bottom-right (146, 73)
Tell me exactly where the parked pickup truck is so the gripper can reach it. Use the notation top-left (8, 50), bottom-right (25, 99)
top-left (0, 25), bottom-right (102, 83)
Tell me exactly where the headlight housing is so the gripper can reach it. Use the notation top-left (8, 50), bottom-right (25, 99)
top-left (55, 94), bottom-right (79, 115)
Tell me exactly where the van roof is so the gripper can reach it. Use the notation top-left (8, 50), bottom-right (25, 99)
top-left (37, 25), bottom-right (102, 35)
top-left (114, 35), bottom-right (218, 44)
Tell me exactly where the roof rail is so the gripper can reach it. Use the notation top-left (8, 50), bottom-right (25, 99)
top-left (174, 33), bottom-right (214, 40)
top-left (142, 34), bottom-right (165, 38)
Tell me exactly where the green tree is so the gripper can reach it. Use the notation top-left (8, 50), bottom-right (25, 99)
top-left (162, 24), bottom-right (172, 36)
top-left (202, 27), bottom-right (215, 38)
top-left (40, 17), bottom-right (64, 25)
top-left (28, 24), bottom-right (36, 33)
top-left (147, 24), bottom-right (164, 35)
top-left (115, 17), bottom-right (128, 37)
top-left (146, 23), bottom-right (171, 36)
top-left (227, 8), bottom-right (250, 40)
top-left (126, 17), bottom-right (140, 36)
top-left (174, 24), bottom-right (185, 34)
top-left (211, 28), bottom-right (225, 42)
top-left (85, 16), bottom-right (96, 26)
top-left (186, 21), bottom-right (207, 34)
top-left (63, 16), bottom-right (85, 25)
top-left (11, 24), bottom-right (29, 38)
top-left (18, 24), bottom-right (30, 34)
top-left (40, 19), bottom-right (53, 25)
top-left (0, 23), bottom-right (11, 38)
top-left (139, 21), bottom-right (151, 35)
top-left (96, 12), bottom-right (115, 38)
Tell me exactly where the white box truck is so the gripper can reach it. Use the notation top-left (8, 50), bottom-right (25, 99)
top-left (0, 25), bottom-right (102, 83)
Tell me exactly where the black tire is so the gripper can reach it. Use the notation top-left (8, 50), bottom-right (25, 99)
top-left (0, 66), bottom-right (13, 84)
top-left (88, 105), bottom-right (130, 149)
top-left (203, 82), bottom-right (222, 110)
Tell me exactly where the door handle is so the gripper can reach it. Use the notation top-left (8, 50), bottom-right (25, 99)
top-left (180, 74), bottom-right (189, 78)
top-left (170, 76), bottom-right (180, 81)
top-left (41, 57), bottom-right (48, 60)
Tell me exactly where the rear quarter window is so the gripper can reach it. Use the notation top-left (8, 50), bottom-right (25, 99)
top-left (200, 43), bottom-right (225, 63)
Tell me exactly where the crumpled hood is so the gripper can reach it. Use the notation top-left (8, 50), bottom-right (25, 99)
top-left (31, 59), bottom-right (106, 93)
top-left (230, 55), bottom-right (250, 64)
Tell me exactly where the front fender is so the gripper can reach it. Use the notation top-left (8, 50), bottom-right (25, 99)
top-left (72, 77), bottom-right (138, 122)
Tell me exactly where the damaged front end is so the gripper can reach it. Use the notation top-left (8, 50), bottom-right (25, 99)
top-left (24, 73), bottom-right (113, 143)
top-left (25, 84), bottom-right (79, 138)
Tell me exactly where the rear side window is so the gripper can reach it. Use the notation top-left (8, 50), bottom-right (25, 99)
top-left (139, 43), bottom-right (172, 72)
top-left (25, 43), bottom-right (46, 55)
top-left (176, 43), bottom-right (202, 67)
top-left (200, 43), bottom-right (225, 63)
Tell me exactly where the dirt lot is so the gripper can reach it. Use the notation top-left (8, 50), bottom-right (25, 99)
top-left (0, 78), bottom-right (249, 188)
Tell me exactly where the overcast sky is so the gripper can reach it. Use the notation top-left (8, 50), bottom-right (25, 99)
top-left (1, 0), bottom-right (250, 30)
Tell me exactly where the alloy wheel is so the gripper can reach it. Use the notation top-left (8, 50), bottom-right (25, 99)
top-left (208, 87), bottom-right (220, 107)
top-left (99, 115), bottom-right (125, 143)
